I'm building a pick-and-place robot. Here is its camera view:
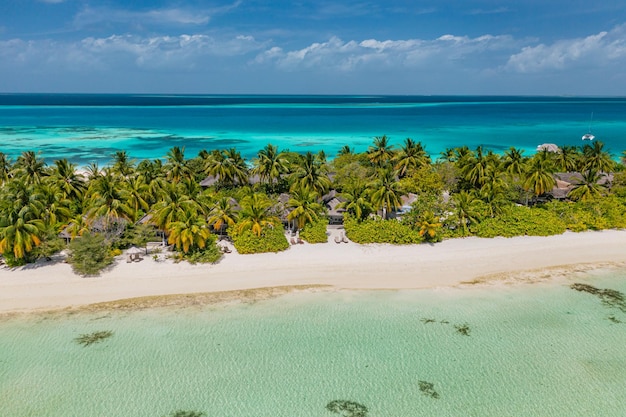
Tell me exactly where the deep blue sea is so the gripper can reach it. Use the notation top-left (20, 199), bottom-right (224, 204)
top-left (0, 94), bottom-right (625, 165)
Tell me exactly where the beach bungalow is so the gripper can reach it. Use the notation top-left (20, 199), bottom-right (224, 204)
top-left (321, 190), bottom-right (346, 225)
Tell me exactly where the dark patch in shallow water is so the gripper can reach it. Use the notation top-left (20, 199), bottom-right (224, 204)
top-left (74, 330), bottom-right (113, 347)
top-left (418, 380), bottom-right (440, 399)
top-left (163, 411), bottom-right (205, 417)
top-left (326, 400), bottom-right (368, 417)
top-left (570, 283), bottom-right (626, 313)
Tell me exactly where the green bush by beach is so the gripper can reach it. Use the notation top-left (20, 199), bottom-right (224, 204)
top-left (230, 226), bottom-right (289, 254)
top-left (344, 216), bottom-right (423, 244)
top-left (299, 218), bottom-right (329, 243)
top-left (68, 233), bottom-right (114, 276)
top-left (473, 205), bottom-right (567, 237)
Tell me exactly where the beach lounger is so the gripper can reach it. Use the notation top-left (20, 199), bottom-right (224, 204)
top-left (334, 235), bottom-right (341, 244)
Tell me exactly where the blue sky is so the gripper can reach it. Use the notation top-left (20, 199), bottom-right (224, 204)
top-left (1, 0), bottom-right (626, 94)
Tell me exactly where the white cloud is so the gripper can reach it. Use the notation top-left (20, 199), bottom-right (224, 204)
top-left (506, 25), bottom-right (626, 72)
top-left (0, 34), bottom-right (265, 72)
top-left (255, 34), bottom-right (516, 71)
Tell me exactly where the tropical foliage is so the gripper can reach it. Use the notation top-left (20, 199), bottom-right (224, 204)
top-left (1, 138), bottom-right (625, 269)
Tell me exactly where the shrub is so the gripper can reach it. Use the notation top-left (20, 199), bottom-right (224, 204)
top-left (230, 226), bottom-right (289, 254)
top-left (181, 244), bottom-right (222, 264)
top-left (344, 216), bottom-right (423, 244)
top-left (299, 218), bottom-right (328, 243)
top-left (473, 205), bottom-right (567, 238)
top-left (68, 233), bottom-right (114, 276)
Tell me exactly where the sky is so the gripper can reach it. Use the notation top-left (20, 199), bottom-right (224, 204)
top-left (1, 0), bottom-right (626, 95)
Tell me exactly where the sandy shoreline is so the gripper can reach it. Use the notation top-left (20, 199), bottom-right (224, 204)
top-left (1, 229), bottom-right (626, 315)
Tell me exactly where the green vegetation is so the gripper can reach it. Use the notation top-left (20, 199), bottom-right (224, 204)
top-left (230, 226), bottom-right (289, 254)
top-left (1, 139), bottom-right (625, 268)
top-left (68, 233), bottom-right (114, 276)
top-left (299, 218), bottom-right (329, 243)
top-left (344, 216), bottom-right (423, 244)
top-left (326, 400), bottom-right (369, 417)
top-left (74, 330), bottom-right (113, 347)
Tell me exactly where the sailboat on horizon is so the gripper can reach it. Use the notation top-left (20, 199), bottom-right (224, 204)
top-left (582, 112), bottom-right (595, 141)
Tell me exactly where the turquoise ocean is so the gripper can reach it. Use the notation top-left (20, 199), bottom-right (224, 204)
top-left (1, 94), bottom-right (625, 164)
top-left (1, 271), bottom-right (625, 416)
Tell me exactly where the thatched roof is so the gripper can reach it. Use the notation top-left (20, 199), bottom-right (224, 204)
top-left (127, 245), bottom-right (143, 255)
top-left (536, 143), bottom-right (560, 153)
top-left (199, 173), bottom-right (262, 187)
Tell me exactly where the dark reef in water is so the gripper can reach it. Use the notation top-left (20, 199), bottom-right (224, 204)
top-left (418, 380), bottom-right (440, 399)
top-left (326, 400), bottom-right (369, 417)
top-left (74, 330), bottom-right (113, 347)
top-left (570, 283), bottom-right (626, 312)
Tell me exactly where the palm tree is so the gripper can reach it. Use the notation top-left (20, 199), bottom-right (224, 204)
top-left (290, 152), bottom-right (331, 195)
top-left (287, 186), bottom-right (324, 230)
top-left (417, 211), bottom-right (442, 241)
top-left (0, 215), bottom-right (45, 260)
top-left (167, 210), bottom-right (212, 253)
top-left (84, 162), bottom-right (102, 181)
top-left (49, 159), bottom-right (86, 201)
top-left (151, 183), bottom-right (199, 231)
top-left (567, 170), bottom-right (608, 201)
top-left (554, 145), bottom-right (579, 172)
top-left (165, 146), bottom-right (192, 183)
top-left (0, 152), bottom-right (12, 185)
top-left (369, 168), bottom-right (402, 219)
top-left (235, 193), bottom-right (280, 237)
top-left (136, 159), bottom-right (166, 205)
top-left (13, 151), bottom-right (47, 185)
top-left (0, 180), bottom-right (46, 260)
top-left (204, 148), bottom-right (249, 187)
top-left (452, 191), bottom-right (482, 235)
top-left (581, 141), bottom-right (614, 173)
top-left (438, 147), bottom-right (456, 163)
top-left (460, 146), bottom-right (493, 189)
top-left (33, 183), bottom-right (72, 228)
top-left (523, 151), bottom-right (556, 198)
top-left (111, 150), bottom-right (135, 177)
top-left (86, 170), bottom-right (133, 225)
top-left (393, 138), bottom-right (430, 178)
top-left (208, 197), bottom-right (238, 238)
top-left (367, 135), bottom-right (395, 168)
top-left (253, 144), bottom-right (289, 185)
top-left (501, 147), bottom-right (527, 178)
top-left (125, 176), bottom-right (150, 221)
top-left (337, 146), bottom-right (354, 156)
top-left (338, 180), bottom-right (373, 221)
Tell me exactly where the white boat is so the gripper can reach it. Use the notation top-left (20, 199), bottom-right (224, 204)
top-left (582, 133), bottom-right (595, 141)
top-left (582, 112), bottom-right (595, 140)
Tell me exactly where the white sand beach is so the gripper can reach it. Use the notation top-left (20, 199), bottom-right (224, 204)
top-left (1, 229), bottom-right (626, 314)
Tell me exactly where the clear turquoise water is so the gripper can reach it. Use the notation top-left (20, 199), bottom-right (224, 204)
top-left (1, 95), bottom-right (625, 165)
top-left (1, 271), bottom-right (625, 417)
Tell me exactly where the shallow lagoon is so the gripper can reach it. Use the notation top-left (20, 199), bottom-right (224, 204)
top-left (1, 271), bottom-right (625, 417)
